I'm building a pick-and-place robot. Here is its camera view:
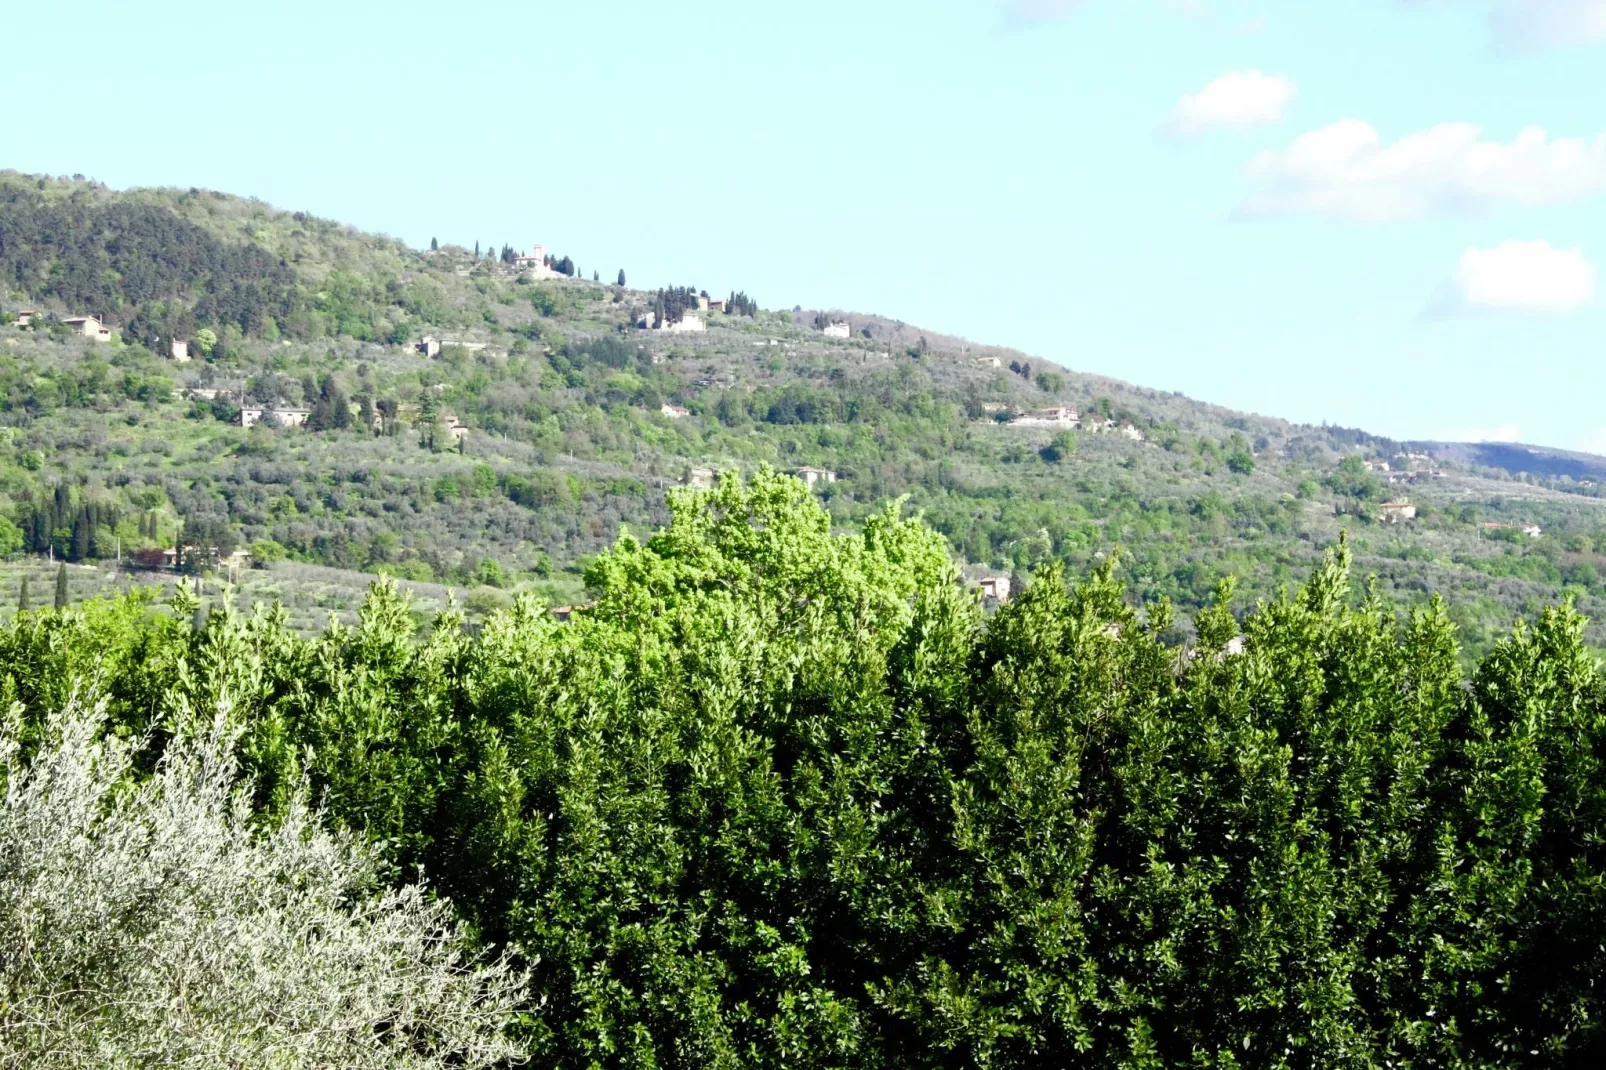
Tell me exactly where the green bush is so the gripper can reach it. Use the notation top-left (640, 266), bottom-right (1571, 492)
top-left (1, 470), bottom-right (1603, 1067)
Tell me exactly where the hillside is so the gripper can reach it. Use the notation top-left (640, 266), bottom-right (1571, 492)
top-left (3, 171), bottom-right (1606, 652)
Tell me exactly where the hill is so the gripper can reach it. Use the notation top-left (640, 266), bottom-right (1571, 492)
top-left (3, 171), bottom-right (1606, 653)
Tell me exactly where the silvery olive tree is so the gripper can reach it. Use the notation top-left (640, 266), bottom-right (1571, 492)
top-left (0, 696), bottom-right (527, 1069)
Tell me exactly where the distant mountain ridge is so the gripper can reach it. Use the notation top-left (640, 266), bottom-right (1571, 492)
top-left (1413, 441), bottom-right (1606, 482)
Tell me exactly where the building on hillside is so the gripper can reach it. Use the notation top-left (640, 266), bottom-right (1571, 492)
top-left (694, 294), bottom-right (710, 311)
top-left (416, 336), bottom-right (441, 358)
top-left (639, 313), bottom-right (706, 334)
top-left (1117, 422), bottom-right (1145, 442)
top-left (1009, 406), bottom-right (1079, 428)
top-left (794, 466), bottom-right (838, 489)
top-left (1379, 500), bottom-right (1417, 523)
top-left (660, 403), bottom-right (691, 419)
top-left (188, 387), bottom-right (221, 401)
top-left (514, 243), bottom-right (565, 279)
top-left (974, 356), bottom-right (1003, 369)
top-left (222, 548), bottom-right (253, 579)
top-left (977, 575), bottom-right (1012, 603)
top-left (821, 321), bottom-right (851, 339)
top-left (13, 308), bottom-right (39, 327)
top-left (170, 339), bottom-right (190, 362)
top-left (687, 466), bottom-right (721, 489)
top-left (708, 299), bottom-right (727, 313)
top-left (64, 315), bottom-right (111, 341)
top-left (1363, 460), bottom-right (1391, 472)
top-left (1482, 521), bottom-right (1543, 538)
top-left (444, 412), bottom-right (469, 444)
top-left (240, 406), bottom-right (311, 429)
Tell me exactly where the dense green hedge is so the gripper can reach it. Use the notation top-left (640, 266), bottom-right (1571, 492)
top-left (2, 469), bottom-right (1602, 1067)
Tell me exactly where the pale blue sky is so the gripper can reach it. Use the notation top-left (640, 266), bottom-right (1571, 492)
top-left (6, 0), bottom-right (1605, 449)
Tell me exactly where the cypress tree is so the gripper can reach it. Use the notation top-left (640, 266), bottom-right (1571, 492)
top-left (53, 563), bottom-right (68, 609)
top-left (17, 576), bottom-right (28, 612)
top-left (430, 236), bottom-right (438, 251)
top-left (70, 514), bottom-right (89, 563)
top-left (617, 269), bottom-right (626, 287)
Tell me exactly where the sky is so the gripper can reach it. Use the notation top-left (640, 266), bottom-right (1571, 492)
top-left (5, 0), bottom-right (1606, 450)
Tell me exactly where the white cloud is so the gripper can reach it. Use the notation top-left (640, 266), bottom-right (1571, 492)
top-left (1435, 240), bottom-right (1597, 316)
top-left (1409, 0), bottom-right (1606, 51)
top-left (1169, 71), bottom-right (1296, 134)
top-left (1444, 423), bottom-right (1524, 444)
top-left (1490, 0), bottom-right (1606, 50)
top-left (1241, 120), bottom-right (1606, 221)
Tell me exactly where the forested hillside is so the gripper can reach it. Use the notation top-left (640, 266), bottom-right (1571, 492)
top-left (3, 171), bottom-right (1606, 1061)
top-left (4, 473), bottom-right (1602, 1066)
top-left (3, 172), bottom-right (1606, 655)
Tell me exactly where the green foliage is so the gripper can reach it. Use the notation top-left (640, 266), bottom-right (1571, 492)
top-left (0, 178), bottom-right (301, 341)
top-left (4, 476), bottom-right (1605, 1067)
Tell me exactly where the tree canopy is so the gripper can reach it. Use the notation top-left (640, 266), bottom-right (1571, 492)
top-left (1, 470), bottom-right (1603, 1067)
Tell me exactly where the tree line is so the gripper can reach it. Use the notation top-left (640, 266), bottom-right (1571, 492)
top-left (2, 469), bottom-right (1602, 1067)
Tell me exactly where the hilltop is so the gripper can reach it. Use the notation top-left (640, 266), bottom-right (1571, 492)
top-left (3, 171), bottom-right (1605, 652)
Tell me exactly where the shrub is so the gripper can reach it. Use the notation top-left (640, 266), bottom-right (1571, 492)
top-left (0, 697), bottom-right (526, 1068)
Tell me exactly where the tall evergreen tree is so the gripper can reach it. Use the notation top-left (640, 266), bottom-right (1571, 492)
top-left (617, 269), bottom-right (626, 287)
top-left (70, 512), bottom-right (89, 563)
top-left (17, 576), bottom-right (28, 612)
top-left (53, 564), bottom-right (67, 609)
top-left (430, 236), bottom-right (438, 251)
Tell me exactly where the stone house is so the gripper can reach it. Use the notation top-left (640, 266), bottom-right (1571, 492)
top-left (64, 315), bottom-right (111, 341)
top-left (1379, 500), bottom-right (1417, 523)
top-left (170, 339), bottom-right (190, 362)
top-left (821, 321), bottom-right (851, 339)
top-left (795, 466), bottom-right (838, 489)
top-left (660, 403), bottom-right (691, 419)
top-left (687, 466), bottom-right (721, 489)
top-left (977, 576), bottom-right (1012, 603)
